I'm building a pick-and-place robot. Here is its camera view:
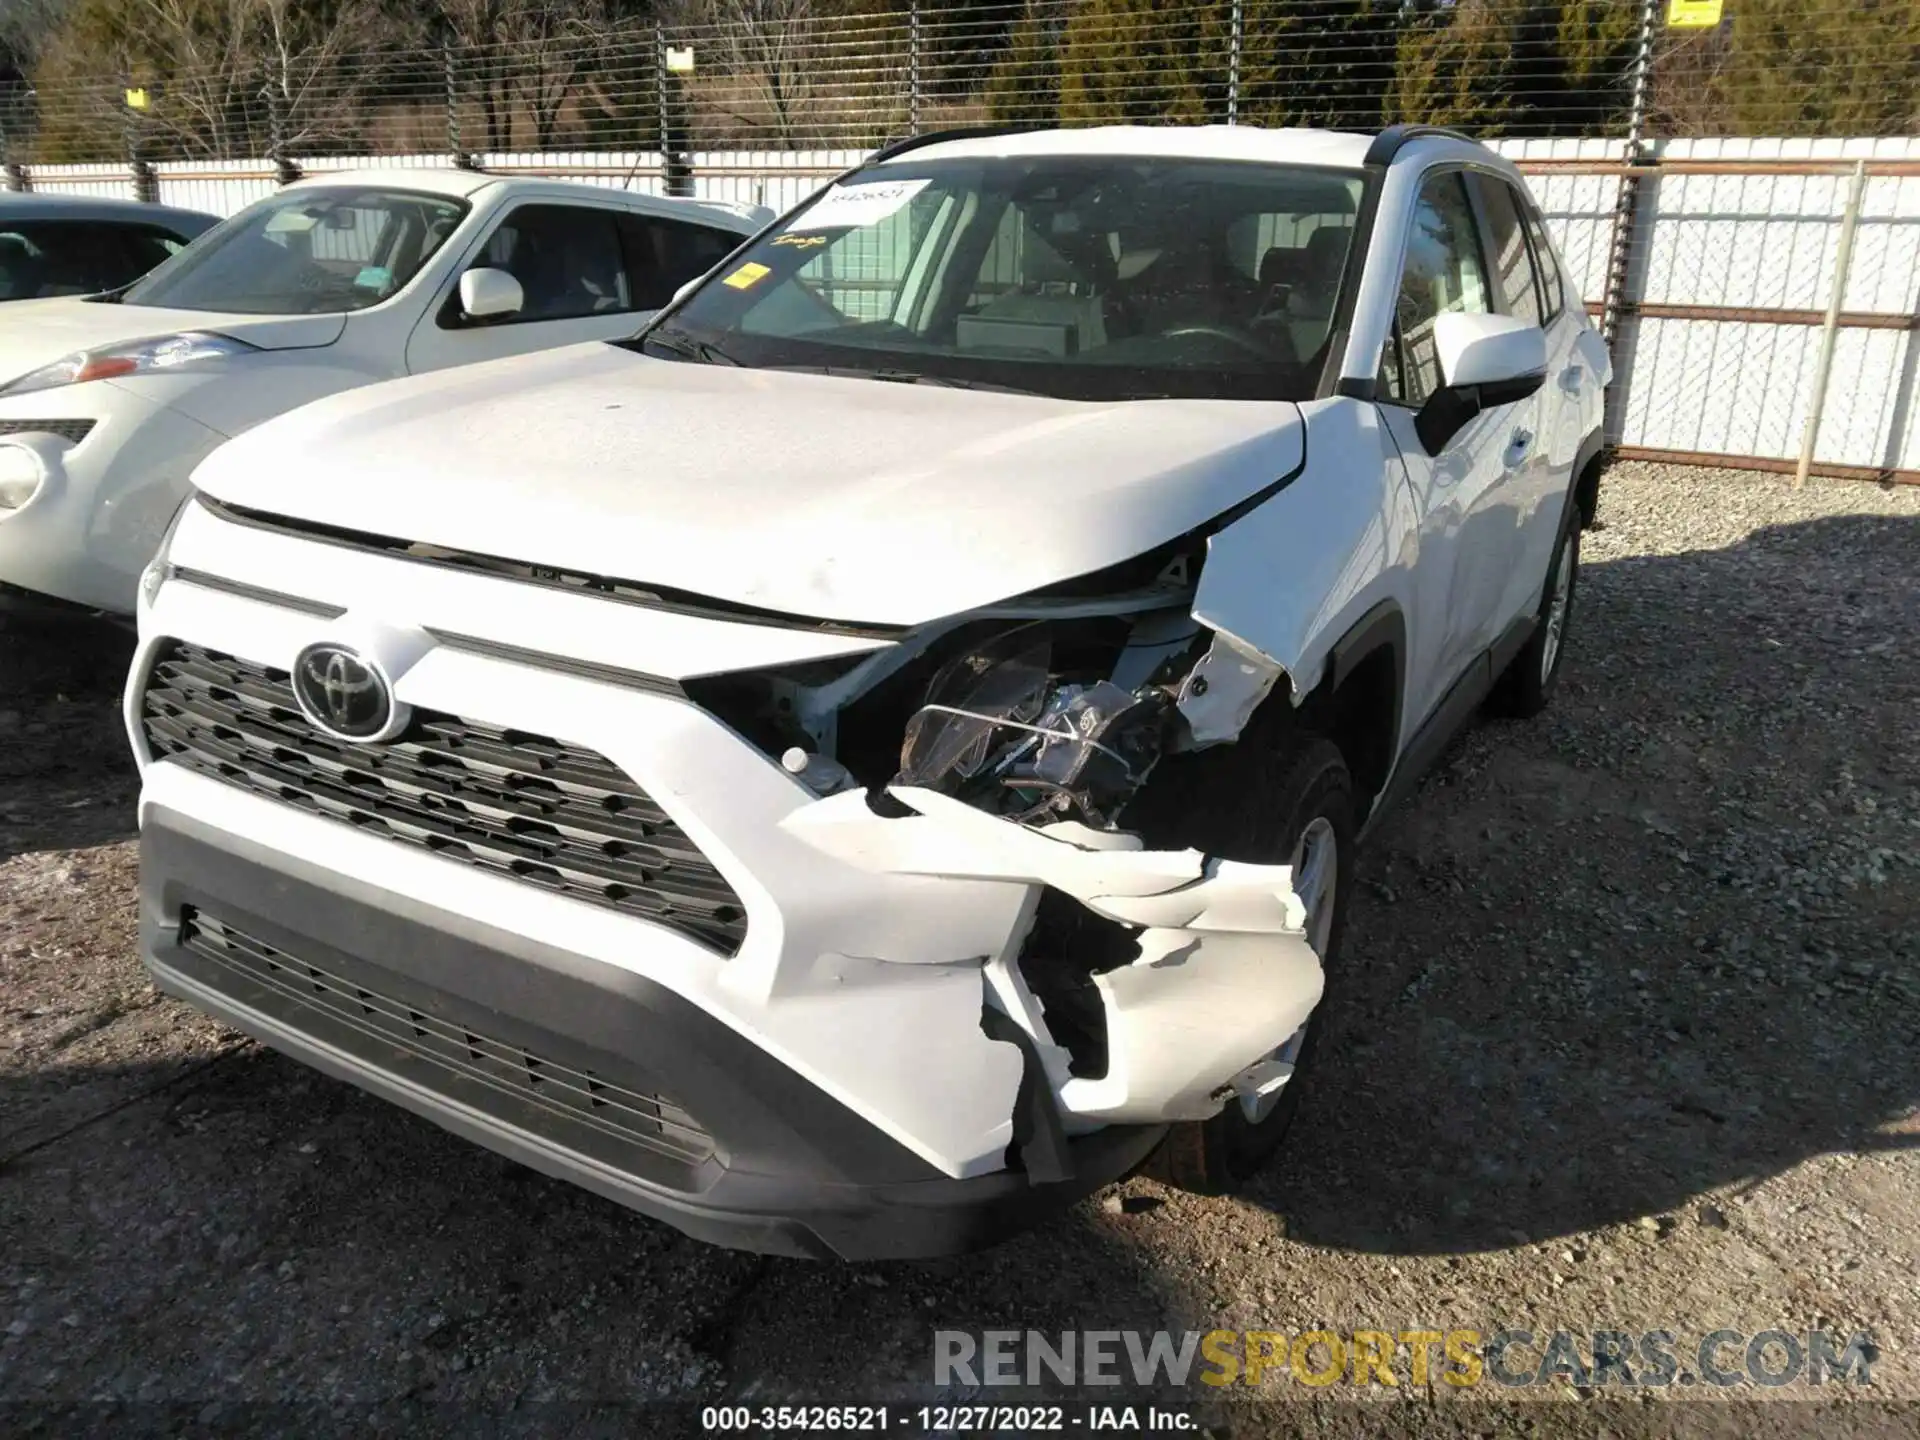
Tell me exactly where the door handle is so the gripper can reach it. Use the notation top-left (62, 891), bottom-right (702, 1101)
top-left (1506, 428), bottom-right (1534, 464)
top-left (1558, 365), bottom-right (1584, 395)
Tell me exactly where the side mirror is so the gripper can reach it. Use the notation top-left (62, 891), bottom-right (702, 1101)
top-left (458, 267), bottom-right (523, 322)
top-left (1414, 312), bottom-right (1548, 454)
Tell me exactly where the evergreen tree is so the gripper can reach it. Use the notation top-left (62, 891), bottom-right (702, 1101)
top-left (983, 3), bottom-right (1062, 126)
top-left (1709, 0), bottom-right (1920, 136)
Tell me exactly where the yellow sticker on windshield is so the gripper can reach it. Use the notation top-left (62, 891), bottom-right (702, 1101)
top-left (722, 262), bottom-right (771, 290)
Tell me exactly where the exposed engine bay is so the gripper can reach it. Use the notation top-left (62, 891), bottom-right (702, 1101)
top-left (689, 540), bottom-right (1325, 1134)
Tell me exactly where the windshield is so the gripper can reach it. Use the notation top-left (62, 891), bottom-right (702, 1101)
top-left (123, 188), bottom-right (468, 315)
top-left (644, 156), bottom-right (1364, 401)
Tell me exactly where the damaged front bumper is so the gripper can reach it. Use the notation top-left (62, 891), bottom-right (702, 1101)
top-left (785, 784), bottom-right (1325, 1127)
top-left (138, 804), bottom-right (1168, 1260)
top-left (133, 499), bottom-right (1330, 1258)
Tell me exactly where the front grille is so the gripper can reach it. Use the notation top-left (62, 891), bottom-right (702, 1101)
top-left (180, 909), bottom-right (715, 1166)
top-left (140, 641), bottom-right (748, 954)
top-left (0, 419), bottom-right (94, 444)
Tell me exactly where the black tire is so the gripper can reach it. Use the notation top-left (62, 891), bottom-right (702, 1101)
top-left (1489, 507), bottom-right (1580, 720)
top-left (1135, 733), bottom-right (1358, 1196)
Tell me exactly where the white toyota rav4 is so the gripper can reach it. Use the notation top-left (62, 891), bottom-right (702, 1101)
top-left (127, 124), bottom-right (1610, 1259)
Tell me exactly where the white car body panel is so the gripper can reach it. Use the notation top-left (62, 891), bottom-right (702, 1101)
top-left (0, 172), bottom-right (759, 613)
top-left (1191, 398), bottom-right (1417, 725)
top-left (192, 347), bottom-right (1307, 628)
top-left (161, 497), bottom-right (888, 678)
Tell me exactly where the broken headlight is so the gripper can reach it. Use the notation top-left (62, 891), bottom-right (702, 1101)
top-left (896, 624), bottom-right (1173, 827)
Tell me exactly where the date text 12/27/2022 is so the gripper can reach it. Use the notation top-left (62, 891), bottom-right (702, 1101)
top-left (700, 1404), bottom-right (1198, 1432)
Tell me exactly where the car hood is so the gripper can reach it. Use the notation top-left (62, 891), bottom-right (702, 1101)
top-left (0, 299), bottom-right (342, 384)
top-left (192, 343), bottom-right (1307, 628)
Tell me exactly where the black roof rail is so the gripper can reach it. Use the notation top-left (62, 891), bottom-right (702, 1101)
top-left (1363, 124), bottom-right (1476, 168)
top-left (865, 123), bottom-right (1045, 165)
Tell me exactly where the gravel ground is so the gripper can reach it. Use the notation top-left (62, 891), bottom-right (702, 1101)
top-left (1, 461), bottom-right (1916, 1434)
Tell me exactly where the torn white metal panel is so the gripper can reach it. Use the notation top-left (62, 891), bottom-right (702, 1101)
top-left (1174, 629), bottom-right (1288, 748)
top-left (783, 783), bottom-right (1325, 1127)
top-left (1088, 858), bottom-right (1309, 933)
top-left (982, 954), bottom-right (1085, 1110)
top-left (1190, 400), bottom-right (1415, 694)
top-left (781, 785), bottom-right (1208, 900)
top-left (1059, 929), bottom-right (1324, 1124)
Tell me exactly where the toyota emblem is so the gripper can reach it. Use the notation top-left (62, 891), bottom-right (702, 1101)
top-left (291, 643), bottom-right (394, 741)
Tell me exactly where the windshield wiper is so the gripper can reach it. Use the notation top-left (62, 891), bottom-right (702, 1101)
top-left (765, 364), bottom-right (1044, 396)
top-left (642, 328), bottom-right (738, 366)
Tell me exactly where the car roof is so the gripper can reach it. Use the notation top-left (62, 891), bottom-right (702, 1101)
top-left (0, 191), bottom-right (219, 230)
top-left (286, 166), bottom-right (502, 200)
top-left (879, 124), bottom-right (1520, 181)
top-left (282, 168), bottom-right (764, 230)
top-left (884, 125), bottom-right (1380, 172)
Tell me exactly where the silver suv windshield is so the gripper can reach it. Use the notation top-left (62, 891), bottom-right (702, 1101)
top-left (645, 155), bottom-right (1364, 402)
top-left (123, 188), bottom-right (468, 315)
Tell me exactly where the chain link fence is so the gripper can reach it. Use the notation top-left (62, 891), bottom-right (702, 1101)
top-left (0, 1), bottom-right (1916, 481)
top-left (4, 1), bottom-right (1917, 165)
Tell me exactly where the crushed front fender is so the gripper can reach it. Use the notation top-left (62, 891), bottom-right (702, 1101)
top-left (782, 785), bottom-right (1324, 1125)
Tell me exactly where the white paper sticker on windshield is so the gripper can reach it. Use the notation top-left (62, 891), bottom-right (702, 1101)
top-left (787, 178), bottom-right (930, 232)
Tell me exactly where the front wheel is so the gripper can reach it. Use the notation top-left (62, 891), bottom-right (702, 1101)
top-left (1146, 736), bottom-right (1356, 1195)
top-left (1490, 510), bottom-right (1580, 720)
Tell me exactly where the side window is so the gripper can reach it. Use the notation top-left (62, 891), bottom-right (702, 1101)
top-left (0, 226), bottom-right (46, 299)
top-left (617, 214), bottom-right (740, 309)
top-left (1520, 200), bottom-right (1566, 323)
top-left (1391, 173), bottom-right (1492, 407)
top-left (465, 204), bottom-right (629, 323)
top-left (0, 221), bottom-right (165, 298)
top-left (1473, 175), bottom-right (1543, 328)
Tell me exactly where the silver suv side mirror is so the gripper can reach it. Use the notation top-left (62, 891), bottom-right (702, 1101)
top-left (459, 267), bottom-right (524, 322)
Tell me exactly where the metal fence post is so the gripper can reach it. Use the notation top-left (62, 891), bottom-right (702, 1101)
top-left (658, 27), bottom-right (691, 197)
top-left (1794, 159), bottom-right (1869, 489)
top-left (264, 59), bottom-right (300, 186)
top-left (443, 27), bottom-right (468, 168)
top-left (0, 114), bottom-right (22, 191)
top-left (124, 73), bottom-right (157, 204)
top-left (1594, 0), bottom-right (1658, 446)
top-left (1228, 0), bottom-right (1243, 125)
top-left (1599, 0), bottom-right (1657, 350)
top-left (655, 23), bottom-right (669, 156)
top-left (909, 0), bottom-right (922, 135)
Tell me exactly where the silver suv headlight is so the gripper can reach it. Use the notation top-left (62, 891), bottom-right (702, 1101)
top-left (2, 332), bottom-right (258, 397)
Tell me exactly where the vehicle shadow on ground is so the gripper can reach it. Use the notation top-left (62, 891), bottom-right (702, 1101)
top-left (1260, 510), bottom-right (1920, 1255)
top-left (0, 612), bottom-right (138, 862)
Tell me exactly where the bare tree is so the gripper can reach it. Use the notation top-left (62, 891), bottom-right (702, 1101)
top-left (429, 0), bottom-right (648, 152)
top-left (0, 0), bottom-right (72, 70)
top-left (23, 0), bottom-right (388, 159)
top-left (697, 0), bottom-right (826, 145)
top-left (255, 0), bottom-right (391, 152)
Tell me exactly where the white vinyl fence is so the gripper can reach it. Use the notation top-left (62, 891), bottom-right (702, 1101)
top-left (12, 136), bottom-right (1920, 480)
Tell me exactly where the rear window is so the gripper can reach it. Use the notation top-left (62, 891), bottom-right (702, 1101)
top-left (0, 220), bottom-right (185, 300)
